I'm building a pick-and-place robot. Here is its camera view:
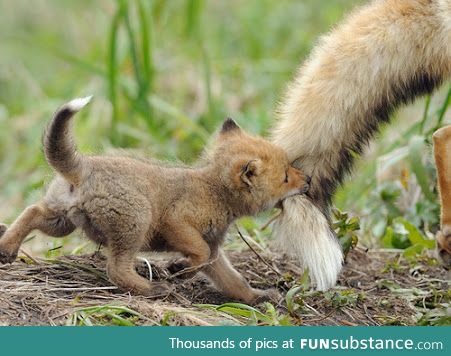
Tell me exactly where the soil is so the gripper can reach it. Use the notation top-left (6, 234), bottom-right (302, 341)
top-left (0, 248), bottom-right (449, 326)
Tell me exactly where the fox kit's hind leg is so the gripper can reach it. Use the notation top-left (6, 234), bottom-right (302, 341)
top-left (203, 249), bottom-right (279, 304)
top-left (106, 233), bottom-right (173, 297)
top-left (96, 207), bottom-right (171, 297)
top-left (0, 202), bottom-right (75, 263)
top-left (433, 126), bottom-right (451, 268)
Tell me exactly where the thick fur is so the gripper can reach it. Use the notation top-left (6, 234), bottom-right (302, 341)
top-left (0, 100), bottom-right (310, 303)
top-left (271, 0), bottom-right (451, 290)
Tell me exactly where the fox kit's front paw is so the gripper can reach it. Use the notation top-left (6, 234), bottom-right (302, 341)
top-left (0, 225), bottom-right (18, 264)
top-left (0, 245), bottom-right (17, 264)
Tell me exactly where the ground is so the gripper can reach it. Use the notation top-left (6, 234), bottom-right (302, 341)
top-left (0, 247), bottom-right (449, 326)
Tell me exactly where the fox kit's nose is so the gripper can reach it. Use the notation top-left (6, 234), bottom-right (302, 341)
top-left (305, 175), bottom-right (311, 184)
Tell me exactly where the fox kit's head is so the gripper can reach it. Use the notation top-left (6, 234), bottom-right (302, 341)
top-left (211, 118), bottom-right (310, 215)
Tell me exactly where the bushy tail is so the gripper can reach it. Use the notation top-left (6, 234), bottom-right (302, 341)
top-left (273, 196), bottom-right (343, 291)
top-left (270, 0), bottom-right (451, 290)
top-left (44, 96), bottom-right (92, 186)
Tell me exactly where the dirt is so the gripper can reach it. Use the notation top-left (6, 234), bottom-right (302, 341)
top-left (0, 248), bottom-right (449, 326)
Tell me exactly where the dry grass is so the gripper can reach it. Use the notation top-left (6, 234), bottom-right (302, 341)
top-left (0, 248), bottom-right (448, 326)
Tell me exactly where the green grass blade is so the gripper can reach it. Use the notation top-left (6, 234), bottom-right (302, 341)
top-left (137, 0), bottom-right (154, 87)
top-left (186, 0), bottom-right (204, 37)
top-left (107, 2), bottom-right (124, 144)
top-left (121, 0), bottom-right (154, 131)
top-left (5, 35), bottom-right (105, 76)
top-left (285, 285), bottom-right (303, 314)
top-left (408, 135), bottom-right (435, 202)
top-left (435, 85), bottom-right (451, 129)
top-left (195, 302), bottom-right (271, 323)
top-left (122, 2), bottom-right (145, 91)
top-left (148, 94), bottom-right (210, 141)
top-left (419, 95), bottom-right (431, 134)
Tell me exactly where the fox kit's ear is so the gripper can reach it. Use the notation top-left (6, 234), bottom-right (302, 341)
top-left (233, 159), bottom-right (261, 187)
top-left (220, 117), bottom-right (241, 135)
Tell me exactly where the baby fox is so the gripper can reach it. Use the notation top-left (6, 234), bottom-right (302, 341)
top-left (0, 97), bottom-right (310, 303)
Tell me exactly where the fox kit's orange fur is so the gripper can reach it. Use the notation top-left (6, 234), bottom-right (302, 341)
top-left (0, 97), bottom-right (309, 303)
top-left (433, 126), bottom-right (451, 268)
top-left (270, 0), bottom-right (451, 290)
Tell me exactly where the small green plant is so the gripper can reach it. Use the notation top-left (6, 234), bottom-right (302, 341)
top-left (416, 308), bottom-right (451, 326)
top-left (323, 289), bottom-right (364, 309)
top-left (332, 208), bottom-right (360, 256)
top-left (285, 269), bottom-right (311, 315)
top-left (382, 217), bottom-right (435, 259)
top-left (66, 305), bottom-right (147, 326)
top-left (195, 302), bottom-right (293, 326)
top-left (382, 256), bottom-right (403, 273)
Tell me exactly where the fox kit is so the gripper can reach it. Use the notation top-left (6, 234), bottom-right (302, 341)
top-left (270, 0), bottom-right (451, 290)
top-left (0, 97), bottom-right (310, 303)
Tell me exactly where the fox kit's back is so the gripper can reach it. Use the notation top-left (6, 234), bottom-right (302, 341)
top-left (0, 99), bottom-right (310, 304)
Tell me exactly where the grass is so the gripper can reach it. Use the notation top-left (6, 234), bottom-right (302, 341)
top-left (66, 305), bottom-right (150, 326)
top-left (0, 0), bottom-right (449, 326)
top-left (0, 0), bottom-right (362, 249)
top-left (1, 249), bottom-right (447, 326)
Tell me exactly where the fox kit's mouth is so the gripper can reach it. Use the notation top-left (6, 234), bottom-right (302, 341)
top-left (299, 183), bottom-right (310, 194)
top-left (299, 175), bottom-right (311, 195)
top-left (280, 180), bottom-right (310, 203)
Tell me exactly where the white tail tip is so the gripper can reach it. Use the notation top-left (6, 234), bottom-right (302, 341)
top-left (65, 95), bottom-right (93, 112)
top-left (272, 195), bottom-right (343, 291)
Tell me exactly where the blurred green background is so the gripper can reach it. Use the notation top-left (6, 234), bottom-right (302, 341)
top-left (0, 0), bottom-right (449, 257)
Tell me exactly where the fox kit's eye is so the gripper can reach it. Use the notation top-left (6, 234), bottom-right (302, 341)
top-left (284, 172), bottom-right (289, 183)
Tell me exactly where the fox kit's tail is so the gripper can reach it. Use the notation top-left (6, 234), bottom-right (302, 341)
top-left (271, 0), bottom-right (451, 290)
top-left (44, 96), bottom-right (92, 186)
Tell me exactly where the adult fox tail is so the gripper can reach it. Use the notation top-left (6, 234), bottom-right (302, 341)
top-left (271, 0), bottom-right (451, 290)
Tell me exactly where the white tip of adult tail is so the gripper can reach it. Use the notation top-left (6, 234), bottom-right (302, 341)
top-left (272, 195), bottom-right (343, 291)
top-left (65, 95), bottom-right (93, 112)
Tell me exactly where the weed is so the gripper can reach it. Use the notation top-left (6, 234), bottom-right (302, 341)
top-left (66, 305), bottom-right (148, 326)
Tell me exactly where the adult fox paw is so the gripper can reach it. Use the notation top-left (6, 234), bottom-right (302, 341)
top-left (436, 230), bottom-right (451, 270)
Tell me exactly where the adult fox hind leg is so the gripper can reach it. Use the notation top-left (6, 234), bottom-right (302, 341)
top-left (433, 125), bottom-right (451, 268)
top-left (0, 202), bottom-right (75, 264)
